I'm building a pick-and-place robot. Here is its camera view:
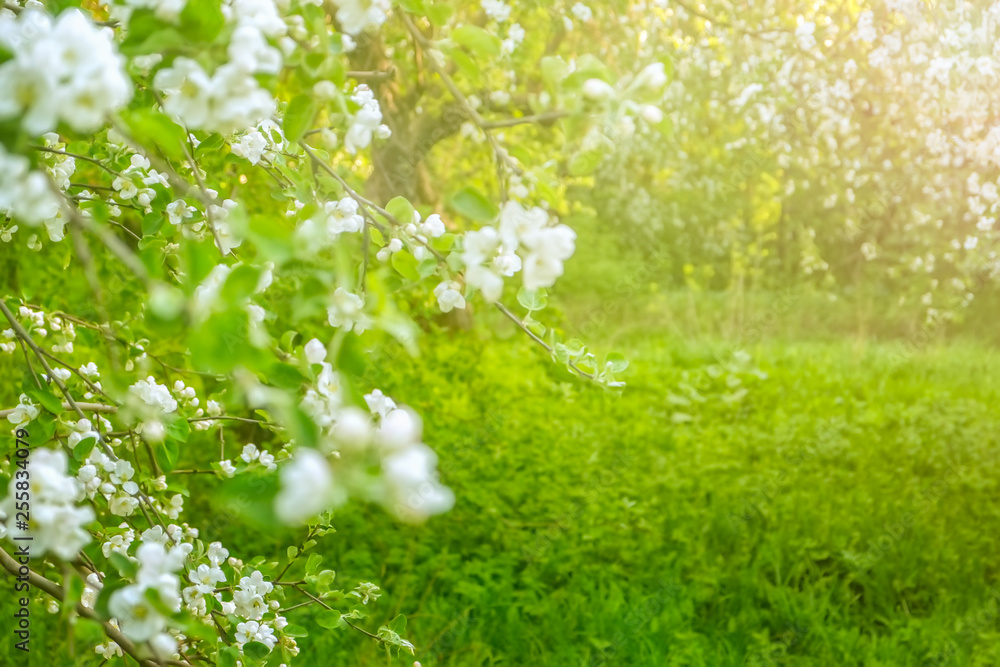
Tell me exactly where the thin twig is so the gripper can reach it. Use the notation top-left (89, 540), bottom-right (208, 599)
top-left (32, 146), bottom-right (122, 178)
top-left (480, 111), bottom-right (569, 129)
top-left (494, 301), bottom-right (594, 379)
top-left (0, 402), bottom-right (115, 419)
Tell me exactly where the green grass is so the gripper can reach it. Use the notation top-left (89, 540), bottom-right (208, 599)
top-left (6, 306), bottom-right (1000, 666)
top-left (300, 320), bottom-right (1000, 666)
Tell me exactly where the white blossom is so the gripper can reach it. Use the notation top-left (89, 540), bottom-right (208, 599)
top-left (381, 444), bottom-right (454, 523)
top-left (571, 3), bottom-right (592, 22)
top-left (274, 448), bottom-right (337, 523)
top-left (481, 0), bottom-right (510, 23)
top-left (154, 58), bottom-right (275, 134)
top-left (1, 449), bottom-right (93, 560)
top-left (331, 0), bottom-right (390, 35)
top-left (304, 338), bottom-right (327, 364)
top-left (130, 376), bottom-right (179, 414)
top-left (434, 280), bottom-right (466, 313)
top-left (6, 394), bottom-right (39, 426)
top-left (0, 9), bottom-right (132, 135)
top-left (344, 84), bottom-right (388, 153)
top-left (327, 287), bottom-right (371, 333)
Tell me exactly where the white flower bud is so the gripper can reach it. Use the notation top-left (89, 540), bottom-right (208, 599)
top-left (304, 338), bottom-right (327, 364)
top-left (582, 78), bottom-right (615, 101)
top-left (640, 105), bottom-right (664, 124)
top-left (313, 80), bottom-right (337, 100)
top-left (635, 62), bottom-right (668, 90)
top-left (377, 408), bottom-right (422, 451)
top-left (331, 407), bottom-right (372, 451)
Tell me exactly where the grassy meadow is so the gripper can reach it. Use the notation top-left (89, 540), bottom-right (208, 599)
top-left (7, 221), bottom-right (1000, 667)
top-left (9, 311), bottom-right (1000, 666)
top-left (292, 293), bottom-right (1000, 666)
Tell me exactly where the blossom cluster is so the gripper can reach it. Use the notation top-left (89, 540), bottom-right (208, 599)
top-left (0, 8), bottom-right (132, 134)
top-left (288, 340), bottom-right (455, 523)
top-left (1, 448), bottom-right (94, 560)
top-left (459, 201), bottom-right (576, 302)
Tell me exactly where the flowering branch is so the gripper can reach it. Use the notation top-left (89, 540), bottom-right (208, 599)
top-left (0, 546), bottom-right (187, 667)
top-left (0, 401), bottom-right (115, 419)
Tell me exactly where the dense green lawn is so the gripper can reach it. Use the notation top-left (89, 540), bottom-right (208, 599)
top-left (306, 326), bottom-right (1000, 666)
top-left (6, 320), bottom-right (1000, 666)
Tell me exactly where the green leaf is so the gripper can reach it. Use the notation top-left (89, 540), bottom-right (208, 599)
top-left (26, 388), bottom-right (62, 415)
top-left (517, 287), bottom-right (548, 311)
top-left (284, 624), bottom-right (309, 637)
top-left (179, 618), bottom-right (218, 642)
top-left (525, 317), bottom-right (546, 337)
top-left (121, 27), bottom-right (187, 56)
top-left (22, 412), bottom-right (56, 447)
top-left (215, 472), bottom-right (286, 533)
top-left (267, 361), bottom-right (308, 390)
top-left (248, 214), bottom-right (293, 264)
top-left (387, 613), bottom-right (407, 634)
top-left (182, 237), bottom-right (220, 292)
top-left (217, 646), bottom-right (241, 667)
top-left (568, 145), bottom-right (607, 176)
top-left (562, 54), bottom-right (614, 91)
top-left (222, 264), bottom-right (261, 303)
top-left (451, 25), bottom-right (501, 57)
top-left (144, 587), bottom-right (178, 617)
top-left (336, 334), bottom-right (367, 377)
top-left (120, 10), bottom-right (185, 55)
top-left (659, 56), bottom-right (674, 86)
top-left (109, 551), bottom-right (138, 578)
top-left (305, 553), bottom-right (323, 575)
top-left (284, 404), bottom-right (320, 451)
top-left (448, 187), bottom-right (498, 223)
top-left (165, 416), bottom-right (191, 443)
top-left (72, 435), bottom-right (97, 461)
top-left (606, 352), bottom-right (629, 373)
top-left (142, 211), bottom-right (165, 237)
top-left (564, 339), bottom-right (586, 355)
top-left (391, 250), bottom-right (421, 282)
top-left (427, 2), bottom-right (453, 25)
top-left (196, 133), bottom-right (227, 157)
top-left (188, 308), bottom-right (270, 374)
top-left (376, 621), bottom-right (415, 655)
top-left (449, 48), bottom-right (480, 81)
top-left (156, 438), bottom-right (181, 473)
top-left (317, 610), bottom-right (343, 629)
top-left (180, 0), bottom-right (226, 43)
top-left (121, 108), bottom-right (187, 161)
top-left (541, 56), bottom-right (568, 90)
top-left (61, 573), bottom-right (84, 623)
top-left (284, 94), bottom-right (318, 143)
top-left (385, 196), bottom-right (416, 225)
top-left (94, 574), bottom-right (129, 620)
top-left (243, 642), bottom-right (270, 660)
top-left (280, 330), bottom-right (300, 352)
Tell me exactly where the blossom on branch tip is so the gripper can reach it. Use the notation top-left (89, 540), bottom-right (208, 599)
top-left (331, 0), bottom-right (390, 36)
top-left (274, 448), bottom-right (337, 524)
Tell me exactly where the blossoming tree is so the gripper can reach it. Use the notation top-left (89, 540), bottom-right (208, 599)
top-left (0, 0), bottom-right (641, 662)
top-left (589, 0), bottom-right (1000, 321)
